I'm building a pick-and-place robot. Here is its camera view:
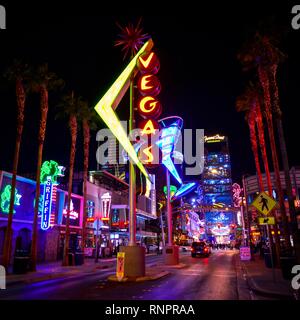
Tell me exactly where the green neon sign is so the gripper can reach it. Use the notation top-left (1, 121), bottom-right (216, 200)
top-left (163, 185), bottom-right (177, 198)
top-left (0, 185), bottom-right (22, 214)
top-left (40, 160), bottom-right (61, 184)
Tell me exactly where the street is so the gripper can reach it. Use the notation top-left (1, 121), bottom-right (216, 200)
top-left (0, 250), bottom-right (277, 300)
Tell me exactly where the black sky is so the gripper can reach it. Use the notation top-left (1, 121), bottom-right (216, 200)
top-left (0, 1), bottom-right (298, 184)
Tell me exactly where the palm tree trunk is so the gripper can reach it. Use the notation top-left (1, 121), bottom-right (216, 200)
top-left (258, 66), bottom-right (290, 258)
top-left (2, 79), bottom-right (25, 270)
top-left (63, 115), bottom-right (77, 266)
top-left (248, 109), bottom-right (264, 191)
top-left (255, 101), bottom-right (273, 193)
top-left (82, 119), bottom-right (90, 263)
top-left (255, 99), bottom-right (281, 264)
top-left (269, 64), bottom-right (300, 260)
top-left (30, 85), bottom-right (49, 271)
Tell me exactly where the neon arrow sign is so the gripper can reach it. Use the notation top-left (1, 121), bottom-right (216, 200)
top-left (94, 39), bottom-right (154, 182)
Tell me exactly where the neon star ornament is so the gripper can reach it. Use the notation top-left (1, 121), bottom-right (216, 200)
top-left (94, 39), bottom-right (154, 182)
top-left (115, 18), bottom-right (150, 61)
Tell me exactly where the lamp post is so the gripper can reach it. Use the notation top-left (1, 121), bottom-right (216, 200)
top-left (128, 74), bottom-right (136, 247)
top-left (242, 174), bottom-right (251, 247)
top-left (95, 193), bottom-right (101, 263)
top-left (166, 170), bottom-right (172, 246)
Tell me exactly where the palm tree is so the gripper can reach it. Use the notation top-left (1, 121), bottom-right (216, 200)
top-left (56, 91), bottom-right (84, 266)
top-left (2, 60), bottom-right (30, 270)
top-left (261, 35), bottom-right (300, 259)
top-left (236, 88), bottom-right (263, 191)
top-left (236, 84), bottom-right (281, 264)
top-left (238, 34), bottom-right (291, 252)
top-left (78, 102), bottom-right (99, 261)
top-left (30, 64), bottom-right (64, 271)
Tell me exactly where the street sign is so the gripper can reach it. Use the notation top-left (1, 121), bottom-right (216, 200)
top-left (116, 252), bottom-right (125, 281)
top-left (251, 192), bottom-right (277, 215)
top-left (258, 216), bottom-right (275, 225)
top-left (239, 246), bottom-right (251, 261)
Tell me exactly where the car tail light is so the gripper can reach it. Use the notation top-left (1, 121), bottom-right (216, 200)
top-left (204, 247), bottom-right (208, 252)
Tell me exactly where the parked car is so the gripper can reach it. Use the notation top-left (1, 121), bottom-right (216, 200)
top-left (191, 241), bottom-right (211, 257)
top-left (180, 245), bottom-right (192, 252)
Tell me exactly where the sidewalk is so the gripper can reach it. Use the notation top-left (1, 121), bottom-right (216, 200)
top-left (240, 253), bottom-right (298, 300)
top-left (5, 253), bottom-right (159, 287)
top-left (5, 257), bottom-right (116, 287)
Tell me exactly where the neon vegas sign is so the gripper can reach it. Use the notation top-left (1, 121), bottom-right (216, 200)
top-left (94, 40), bottom-right (154, 182)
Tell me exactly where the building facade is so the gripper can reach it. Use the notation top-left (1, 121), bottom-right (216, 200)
top-left (0, 171), bottom-right (84, 264)
top-left (201, 135), bottom-right (236, 244)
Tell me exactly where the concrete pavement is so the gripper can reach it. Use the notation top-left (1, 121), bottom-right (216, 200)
top-left (240, 253), bottom-right (299, 300)
top-left (4, 253), bottom-right (162, 287)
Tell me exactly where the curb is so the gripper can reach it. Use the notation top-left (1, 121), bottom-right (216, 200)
top-left (241, 263), bottom-right (294, 300)
top-left (6, 265), bottom-right (113, 287)
top-left (107, 271), bottom-right (170, 282)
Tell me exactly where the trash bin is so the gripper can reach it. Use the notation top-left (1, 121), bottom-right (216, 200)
top-left (264, 252), bottom-right (274, 268)
top-left (75, 251), bottom-right (84, 265)
top-left (68, 252), bottom-right (75, 266)
top-left (280, 256), bottom-right (297, 280)
top-left (13, 256), bottom-right (29, 274)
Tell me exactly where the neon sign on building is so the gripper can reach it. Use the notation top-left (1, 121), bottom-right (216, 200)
top-left (41, 176), bottom-right (53, 230)
top-left (204, 134), bottom-right (225, 143)
top-left (63, 200), bottom-right (79, 220)
top-left (40, 160), bottom-right (65, 230)
top-left (0, 185), bottom-right (22, 214)
top-left (136, 49), bottom-right (162, 167)
top-left (101, 192), bottom-right (112, 221)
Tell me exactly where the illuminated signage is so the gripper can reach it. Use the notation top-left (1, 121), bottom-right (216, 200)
top-left (137, 96), bottom-right (162, 119)
top-left (232, 183), bottom-right (242, 207)
top-left (40, 160), bottom-right (64, 230)
top-left (163, 185), bottom-right (177, 198)
top-left (139, 119), bottom-right (159, 136)
top-left (204, 134), bottom-right (225, 143)
top-left (63, 199), bottom-right (79, 220)
top-left (136, 49), bottom-right (162, 168)
top-left (173, 182), bottom-right (197, 199)
top-left (94, 39), bottom-right (154, 182)
top-left (156, 120), bottom-right (183, 184)
top-left (101, 192), bottom-right (112, 221)
top-left (41, 176), bottom-right (53, 230)
top-left (137, 74), bottom-right (161, 96)
top-left (137, 51), bottom-right (160, 74)
top-left (0, 185), bottom-right (22, 214)
top-left (211, 225), bottom-right (230, 236)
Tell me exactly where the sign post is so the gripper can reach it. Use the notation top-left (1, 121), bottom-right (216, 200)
top-left (116, 252), bottom-right (125, 281)
top-left (251, 192), bottom-right (278, 282)
top-left (239, 246), bottom-right (251, 261)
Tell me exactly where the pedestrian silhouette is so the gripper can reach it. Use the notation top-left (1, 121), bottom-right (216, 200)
top-left (259, 195), bottom-right (269, 211)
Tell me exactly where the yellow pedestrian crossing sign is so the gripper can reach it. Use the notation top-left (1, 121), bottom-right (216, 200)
top-left (251, 192), bottom-right (277, 215)
top-left (258, 217), bottom-right (275, 225)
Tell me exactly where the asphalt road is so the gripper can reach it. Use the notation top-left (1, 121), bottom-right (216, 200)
top-left (0, 250), bottom-right (272, 300)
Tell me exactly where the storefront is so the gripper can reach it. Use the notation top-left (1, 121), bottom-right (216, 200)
top-left (0, 170), bottom-right (84, 263)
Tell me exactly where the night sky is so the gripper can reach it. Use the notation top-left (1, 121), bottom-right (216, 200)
top-left (0, 2), bottom-right (298, 184)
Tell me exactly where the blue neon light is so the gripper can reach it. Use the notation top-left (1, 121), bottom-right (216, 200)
top-left (173, 182), bottom-right (196, 198)
top-left (156, 123), bottom-right (182, 184)
top-left (41, 176), bottom-right (53, 230)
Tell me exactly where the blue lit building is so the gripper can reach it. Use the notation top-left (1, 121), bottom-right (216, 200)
top-left (201, 135), bottom-right (235, 244)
